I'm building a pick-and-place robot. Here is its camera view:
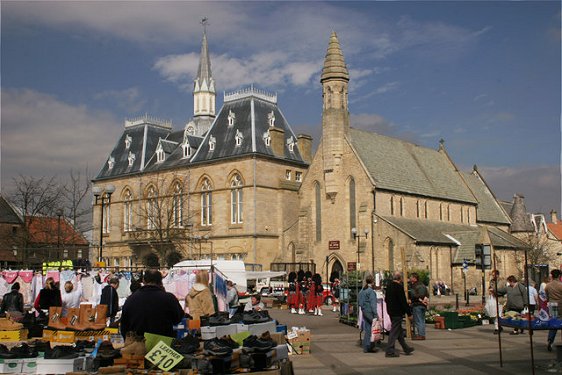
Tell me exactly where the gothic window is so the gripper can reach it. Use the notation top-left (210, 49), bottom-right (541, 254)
top-left (439, 203), bottom-right (443, 221)
top-left (424, 201), bottom-right (428, 219)
top-left (128, 151), bottom-right (136, 167)
top-left (146, 186), bottom-right (158, 230)
top-left (263, 131), bottom-right (271, 147)
top-left (447, 204), bottom-right (451, 221)
top-left (467, 207), bottom-right (471, 224)
top-left (108, 156), bottom-right (115, 170)
top-left (228, 110), bottom-right (236, 127)
top-left (416, 200), bottom-right (421, 218)
top-left (268, 111), bottom-right (275, 127)
top-left (349, 178), bottom-right (356, 238)
top-left (390, 196), bottom-right (395, 216)
top-left (230, 174), bottom-right (243, 224)
top-left (315, 183), bottom-right (322, 242)
top-left (461, 206), bottom-right (464, 223)
top-left (125, 135), bottom-right (132, 149)
top-left (123, 189), bottom-right (133, 232)
top-left (173, 182), bottom-right (183, 228)
top-left (235, 129), bottom-right (244, 147)
top-left (182, 143), bottom-right (191, 159)
top-left (156, 144), bottom-right (165, 163)
top-left (201, 179), bottom-right (213, 226)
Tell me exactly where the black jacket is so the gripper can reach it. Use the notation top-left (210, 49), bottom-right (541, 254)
top-left (120, 285), bottom-right (184, 338)
top-left (37, 288), bottom-right (62, 310)
top-left (100, 285), bottom-right (119, 318)
top-left (1, 291), bottom-right (23, 313)
top-left (385, 281), bottom-right (411, 317)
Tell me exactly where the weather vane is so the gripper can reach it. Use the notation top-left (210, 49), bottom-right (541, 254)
top-left (201, 17), bottom-right (209, 33)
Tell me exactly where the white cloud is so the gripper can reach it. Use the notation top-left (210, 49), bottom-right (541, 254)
top-left (476, 165), bottom-right (561, 214)
top-left (94, 87), bottom-right (146, 113)
top-left (1, 89), bottom-right (120, 187)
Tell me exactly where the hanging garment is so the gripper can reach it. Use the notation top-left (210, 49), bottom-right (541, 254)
top-left (18, 270), bottom-right (33, 284)
top-left (2, 271), bottom-right (19, 284)
top-left (31, 274), bottom-right (43, 302)
top-left (45, 270), bottom-right (60, 283)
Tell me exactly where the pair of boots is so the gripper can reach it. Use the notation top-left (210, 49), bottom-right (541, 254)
top-left (48, 304), bottom-right (108, 331)
top-left (290, 308), bottom-right (297, 314)
top-left (314, 307), bottom-right (323, 316)
top-left (0, 317), bottom-right (23, 331)
top-left (120, 333), bottom-right (146, 357)
top-left (298, 308), bottom-right (305, 315)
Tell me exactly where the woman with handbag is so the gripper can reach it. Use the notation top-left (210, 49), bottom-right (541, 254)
top-left (358, 275), bottom-right (378, 353)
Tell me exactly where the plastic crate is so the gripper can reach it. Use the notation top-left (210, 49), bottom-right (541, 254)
top-left (441, 312), bottom-right (459, 329)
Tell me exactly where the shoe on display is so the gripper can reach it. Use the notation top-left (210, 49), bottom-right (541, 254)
top-left (0, 317), bottom-right (23, 331)
top-left (218, 335), bottom-right (240, 349)
top-left (203, 338), bottom-right (233, 356)
top-left (230, 312), bottom-right (243, 324)
top-left (0, 344), bottom-right (16, 359)
top-left (209, 316), bottom-right (231, 326)
top-left (171, 335), bottom-right (199, 355)
top-left (243, 335), bottom-right (275, 352)
top-left (45, 345), bottom-right (79, 359)
top-left (9, 343), bottom-right (38, 358)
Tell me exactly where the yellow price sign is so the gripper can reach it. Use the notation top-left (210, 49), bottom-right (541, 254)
top-left (145, 340), bottom-right (183, 371)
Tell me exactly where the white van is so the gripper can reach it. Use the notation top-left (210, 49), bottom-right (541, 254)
top-left (173, 260), bottom-right (248, 293)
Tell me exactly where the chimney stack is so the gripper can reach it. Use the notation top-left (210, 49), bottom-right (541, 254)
top-left (269, 127), bottom-right (285, 158)
top-left (551, 210), bottom-right (558, 224)
top-left (297, 134), bottom-right (313, 164)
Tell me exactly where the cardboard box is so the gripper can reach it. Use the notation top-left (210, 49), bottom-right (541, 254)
top-left (287, 328), bottom-right (311, 355)
top-left (0, 359), bottom-right (22, 373)
top-left (35, 357), bottom-right (84, 374)
top-left (21, 358), bottom-right (37, 374)
top-left (248, 321), bottom-right (277, 336)
top-left (200, 326), bottom-right (217, 340)
top-left (270, 332), bottom-right (286, 346)
top-left (0, 329), bottom-right (28, 342)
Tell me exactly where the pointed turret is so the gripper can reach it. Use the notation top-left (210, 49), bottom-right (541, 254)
top-left (191, 19), bottom-right (216, 136)
top-left (510, 194), bottom-right (534, 232)
top-left (321, 31), bottom-right (349, 83)
top-left (320, 31), bottom-right (350, 202)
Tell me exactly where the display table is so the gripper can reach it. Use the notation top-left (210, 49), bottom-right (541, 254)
top-left (499, 317), bottom-right (562, 330)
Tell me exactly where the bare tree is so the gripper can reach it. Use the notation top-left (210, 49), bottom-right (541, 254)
top-left (130, 172), bottom-right (200, 267)
top-left (61, 168), bottom-right (92, 234)
top-left (514, 233), bottom-right (556, 279)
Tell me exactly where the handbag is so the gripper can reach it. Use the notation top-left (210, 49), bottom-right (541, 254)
top-left (370, 319), bottom-right (382, 342)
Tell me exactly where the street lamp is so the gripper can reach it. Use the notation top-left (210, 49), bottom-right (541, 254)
top-left (93, 184), bottom-right (115, 264)
top-left (352, 227), bottom-right (369, 318)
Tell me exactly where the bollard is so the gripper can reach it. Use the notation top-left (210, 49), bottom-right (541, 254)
top-left (455, 293), bottom-right (459, 310)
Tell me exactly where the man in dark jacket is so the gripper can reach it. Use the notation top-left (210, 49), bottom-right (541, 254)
top-left (120, 269), bottom-right (184, 338)
top-left (100, 278), bottom-right (120, 323)
top-left (385, 272), bottom-right (414, 358)
top-left (409, 273), bottom-right (429, 340)
top-left (1, 282), bottom-right (24, 316)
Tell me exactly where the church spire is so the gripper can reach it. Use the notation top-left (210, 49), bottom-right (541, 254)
top-left (189, 17), bottom-right (216, 136)
top-left (321, 31), bottom-right (349, 83)
top-left (320, 31), bottom-right (350, 202)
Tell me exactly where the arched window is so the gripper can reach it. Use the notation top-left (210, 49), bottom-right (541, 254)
top-left (390, 196), bottom-right (395, 216)
top-left (173, 182), bottom-right (183, 227)
top-left (400, 197), bottom-right (405, 217)
top-left (467, 207), bottom-right (471, 224)
top-left (123, 189), bottom-right (133, 232)
top-left (447, 204), bottom-right (451, 221)
top-left (349, 178), bottom-right (356, 238)
top-left (201, 179), bottom-right (213, 226)
top-left (424, 201), bottom-right (428, 219)
top-left (439, 203), bottom-right (444, 221)
top-left (146, 186), bottom-right (157, 230)
top-left (230, 174), bottom-right (243, 224)
top-left (416, 200), bottom-right (421, 218)
top-left (315, 183), bottom-right (322, 242)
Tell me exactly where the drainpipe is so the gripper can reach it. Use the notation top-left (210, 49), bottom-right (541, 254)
top-left (371, 188), bottom-right (377, 274)
top-left (253, 155), bottom-right (257, 264)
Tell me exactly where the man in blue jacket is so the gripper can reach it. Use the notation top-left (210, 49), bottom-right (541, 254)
top-left (358, 275), bottom-right (378, 353)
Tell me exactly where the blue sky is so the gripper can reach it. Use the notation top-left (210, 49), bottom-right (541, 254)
top-left (1, 1), bottom-right (560, 215)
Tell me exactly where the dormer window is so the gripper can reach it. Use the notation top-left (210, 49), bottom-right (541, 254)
top-left (286, 136), bottom-right (295, 152)
top-left (268, 111), bottom-right (275, 127)
top-left (228, 110), bottom-right (236, 127)
top-left (107, 156), bottom-right (115, 170)
top-left (128, 151), bottom-right (136, 166)
top-left (209, 135), bottom-right (216, 151)
top-left (156, 144), bottom-right (165, 163)
top-left (296, 171), bottom-right (302, 182)
top-left (125, 135), bottom-right (132, 149)
top-left (235, 129), bottom-right (244, 146)
top-left (182, 142), bottom-right (191, 159)
top-left (263, 131), bottom-right (271, 146)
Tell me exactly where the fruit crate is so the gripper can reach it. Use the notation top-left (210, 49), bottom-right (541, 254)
top-left (440, 312), bottom-right (463, 329)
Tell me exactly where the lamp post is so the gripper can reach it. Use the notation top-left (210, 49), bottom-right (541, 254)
top-left (92, 184), bottom-right (115, 264)
top-left (352, 227), bottom-right (369, 318)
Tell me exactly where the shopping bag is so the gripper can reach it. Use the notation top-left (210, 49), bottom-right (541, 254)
top-left (485, 296), bottom-right (498, 318)
top-left (370, 319), bottom-right (382, 342)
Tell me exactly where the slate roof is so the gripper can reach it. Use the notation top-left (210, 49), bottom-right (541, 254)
top-left (191, 88), bottom-right (306, 165)
top-left (460, 170), bottom-right (511, 225)
top-left (96, 121), bottom-right (172, 179)
top-left (350, 129), bottom-right (477, 204)
top-left (0, 196), bottom-right (22, 224)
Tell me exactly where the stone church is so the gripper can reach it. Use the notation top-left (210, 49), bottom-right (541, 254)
top-left (93, 30), bottom-right (527, 292)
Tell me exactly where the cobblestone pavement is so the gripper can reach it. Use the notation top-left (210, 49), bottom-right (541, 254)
top-left (269, 306), bottom-right (561, 375)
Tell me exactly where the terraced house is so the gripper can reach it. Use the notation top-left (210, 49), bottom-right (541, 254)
top-left (93, 30), bottom-right (528, 292)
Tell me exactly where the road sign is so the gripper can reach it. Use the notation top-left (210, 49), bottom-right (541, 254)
top-left (347, 262), bottom-right (357, 271)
